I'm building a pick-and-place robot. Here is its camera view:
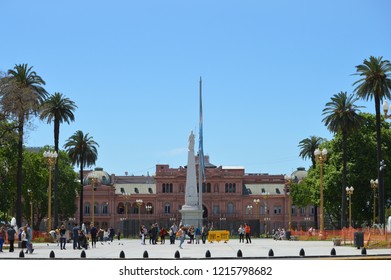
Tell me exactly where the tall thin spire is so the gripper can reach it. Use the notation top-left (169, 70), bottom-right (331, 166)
top-left (198, 77), bottom-right (205, 212)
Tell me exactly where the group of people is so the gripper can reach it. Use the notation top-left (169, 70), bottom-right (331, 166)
top-left (238, 223), bottom-right (252, 243)
top-left (139, 223), bottom-right (210, 249)
top-left (0, 223), bottom-right (33, 254)
top-left (273, 227), bottom-right (287, 240)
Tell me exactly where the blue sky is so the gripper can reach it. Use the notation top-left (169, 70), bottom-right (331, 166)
top-left (1, 0), bottom-right (391, 176)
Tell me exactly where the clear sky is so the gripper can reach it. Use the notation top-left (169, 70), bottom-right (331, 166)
top-left (1, 0), bottom-right (391, 176)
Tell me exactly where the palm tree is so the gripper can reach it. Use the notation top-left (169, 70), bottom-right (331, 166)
top-left (0, 64), bottom-right (47, 226)
top-left (63, 130), bottom-right (99, 225)
top-left (353, 56), bottom-right (391, 226)
top-left (322, 92), bottom-right (363, 228)
top-left (298, 135), bottom-right (325, 229)
top-left (40, 92), bottom-right (77, 228)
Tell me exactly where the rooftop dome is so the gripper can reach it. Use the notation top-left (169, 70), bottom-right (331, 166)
top-left (83, 167), bottom-right (111, 185)
top-left (291, 167), bottom-right (308, 182)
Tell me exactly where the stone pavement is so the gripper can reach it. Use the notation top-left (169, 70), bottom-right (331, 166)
top-left (1, 238), bottom-right (390, 259)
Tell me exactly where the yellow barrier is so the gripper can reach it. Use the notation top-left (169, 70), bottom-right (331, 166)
top-left (207, 230), bottom-right (230, 243)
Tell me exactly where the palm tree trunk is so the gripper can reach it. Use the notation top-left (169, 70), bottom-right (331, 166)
top-left (16, 119), bottom-right (24, 227)
top-left (53, 120), bottom-right (60, 229)
top-left (79, 160), bottom-right (84, 225)
top-left (375, 95), bottom-right (385, 225)
top-left (341, 132), bottom-right (347, 228)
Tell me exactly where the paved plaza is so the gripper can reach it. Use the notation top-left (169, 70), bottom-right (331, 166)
top-left (1, 238), bottom-right (390, 259)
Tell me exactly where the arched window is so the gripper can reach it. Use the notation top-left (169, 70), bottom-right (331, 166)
top-left (102, 203), bottom-right (108, 215)
top-left (227, 202), bottom-right (235, 214)
top-left (84, 203), bottom-right (90, 215)
top-left (94, 203), bottom-right (99, 215)
top-left (117, 202), bottom-right (125, 214)
top-left (164, 203), bottom-right (171, 214)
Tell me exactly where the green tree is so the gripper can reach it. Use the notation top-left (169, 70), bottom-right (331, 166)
top-left (322, 92), bottom-right (364, 228)
top-left (64, 130), bottom-right (99, 225)
top-left (0, 64), bottom-right (48, 226)
top-left (23, 148), bottom-right (79, 230)
top-left (40, 92), bottom-right (77, 228)
top-left (353, 56), bottom-right (391, 226)
top-left (298, 136), bottom-right (325, 229)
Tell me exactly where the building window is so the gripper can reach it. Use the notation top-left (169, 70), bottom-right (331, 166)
top-left (94, 203), bottom-right (99, 215)
top-left (274, 206), bottom-right (282, 215)
top-left (227, 202), bottom-right (234, 214)
top-left (164, 203), bottom-right (171, 214)
top-left (214, 183), bottom-right (219, 193)
top-left (202, 183), bottom-right (211, 193)
top-left (85, 203), bottom-right (90, 215)
top-left (291, 205), bottom-right (296, 215)
top-left (310, 206), bottom-right (315, 215)
top-left (117, 203), bottom-right (125, 214)
top-left (102, 203), bottom-right (108, 215)
top-left (213, 205), bottom-right (220, 215)
top-left (225, 183), bottom-right (236, 193)
top-left (300, 207), bottom-right (306, 216)
top-left (163, 183), bottom-right (173, 193)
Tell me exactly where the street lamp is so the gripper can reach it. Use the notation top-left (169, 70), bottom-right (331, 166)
top-left (346, 186), bottom-right (354, 228)
top-left (122, 192), bottom-right (131, 219)
top-left (27, 189), bottom-right (33, 226)
top-left (90, 175), bottom-right (98, 225)
top-left (145, 204), bottom-right (152, 214)
top-left (304, 217), bottom-right (311, 230)
top-left (43, 150), bottom-right (58, 232)
top-left (2, 162), bottom-right (8, 223)
top-left (246, 204), bottom-right (253, 216)
top-left (284, 175), bottom-right (294, 231)
top-left (219, 217), bottom-right (226, 229)
top-left (314, 147), bottom-right (327, 239)
top-left (370, 179), bottom-right (378, 226)
top-left (253, 198), bottom-right (260, 236)
top-left (262, 192), bottom-right (270, 236)
top-left (136, 199), bottom-right (143, 227)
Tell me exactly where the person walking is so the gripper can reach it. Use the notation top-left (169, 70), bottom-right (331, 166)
top-left (177, 225), bottom-right (186, 249)
top-left (245, 223), bottom-right (251, 244)
top-left (201, 225), bottom-right (208, 244)
top-left (21, 227), bottom-right (28, 251)
top-left (90, 224), bottom-right (97, 248)
top-left (72, 223), bottom-right (80, 249)
top-left (26, 223), bottom-right (33, 254)
top-left (238, 224), bottom-right (245, 243)
top-left (7, 225), bottom-right (16, 252)
top-left (59, 224), bottom-right (67, 250)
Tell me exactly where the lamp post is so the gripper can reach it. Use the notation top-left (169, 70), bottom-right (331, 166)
top-left (136, 199), bottom-right (143, 228)
top-left (304, 217), bottom-right (311, 231)
top-left (314, 148), bottom-right (327, 239)
top-left (346, 186), bottom-right (354, 228)
top-left (370, 179), bottom-right (378, 226)
top-left (262, 192), bottom-right (270, 236)
top-left (253, 198), bottom-right (260, 236)
top-left (28, 189), bottom-right (33, 226)
top-left (90, 176), bottom-right (98, 225)
top-left (145, 205), bottom-right (152, 214)
top-left (284, 175), bottom-right (294, 231)
top-left (2, 162), bottom-right (8, 223)
top-left (122, 192), bottom-right (131, 219)
top-left (219, 217), bottom-right (226, 229)
top-left (246, 204), bottom-right (253, 216)
top-left (43, 150), bottom-right (58, 232)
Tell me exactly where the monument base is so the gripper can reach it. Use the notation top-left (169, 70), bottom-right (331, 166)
top-left (179, 206), bottom-right (203, 228)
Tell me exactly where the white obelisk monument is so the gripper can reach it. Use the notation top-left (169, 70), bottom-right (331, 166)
top-left (179, 130), bottom-right (203, 227)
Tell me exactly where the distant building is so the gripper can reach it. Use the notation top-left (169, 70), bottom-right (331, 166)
top-left (76, 163), bottom-right (313, 236)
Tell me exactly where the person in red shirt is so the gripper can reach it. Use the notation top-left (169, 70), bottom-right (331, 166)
top-left (244, 223), bottom-right (251, 244)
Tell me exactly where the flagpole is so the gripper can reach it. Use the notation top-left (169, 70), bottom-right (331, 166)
top-left (198, 77), bottom-right (204, 224)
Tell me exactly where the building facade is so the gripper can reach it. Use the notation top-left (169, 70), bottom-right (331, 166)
top-left (76, 161), bottom-right (313, 237)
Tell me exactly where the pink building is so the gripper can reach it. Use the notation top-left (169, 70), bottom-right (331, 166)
top-left (77, 161), bottom-right (313, 236)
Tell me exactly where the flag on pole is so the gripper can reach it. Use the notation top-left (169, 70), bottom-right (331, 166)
top-left (198, 77), bottom-right (205, 211)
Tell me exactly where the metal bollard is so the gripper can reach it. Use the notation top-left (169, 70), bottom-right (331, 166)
top-left (361, 247), bottom-right (367, 255)
top-left (49, 250), bottom-right (55, 258)
top-left (268, 249), bottom-right (274, 257)
top-left (119, 250), bottom-right (125, 259)
top-left (299, 248), bottom-right (305, 257)
top-left (174, 250), bottom-right (180, 259)
top-left (237, 249), bottom-right (243, 258)
top-left (19, 250), bottom-right (25, 258)
top-left (205, 250), bottom-right (211, 258)
top-left (143, 250), bottom-right (149, 258)
top-left (330, 248), bottom-right (336, 256)
top-left (81, 250), bottom-right (86, 258)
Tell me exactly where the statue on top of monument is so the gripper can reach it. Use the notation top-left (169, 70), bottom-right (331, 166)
top-left (188, 130), bottom-right (195, 152)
